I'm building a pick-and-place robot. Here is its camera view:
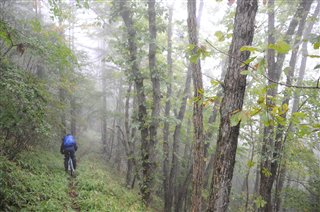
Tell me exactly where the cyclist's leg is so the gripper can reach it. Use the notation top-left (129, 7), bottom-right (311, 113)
top-left (70, 151), bottom-right (76, 169)
top-left (64, 152), bottom-right (69, 171)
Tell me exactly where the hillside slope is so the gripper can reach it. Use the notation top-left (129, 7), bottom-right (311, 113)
top-left (0, 149), bottom-right (144, 211)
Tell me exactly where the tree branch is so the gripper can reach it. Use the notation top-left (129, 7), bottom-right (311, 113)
top-left (205, 39), bottom-right (320, 89)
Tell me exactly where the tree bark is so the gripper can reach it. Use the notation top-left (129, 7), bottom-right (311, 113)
top-left (169, 63), bottom-right (192, 212)
top-left (207, 0), bottom-right (258, 211)
top-left (259, 1), bottom-right (313, 211)
top-left (163, 3), bottom-right (174, 211)
top-left (292, 1), bottom-right (319, 113)
top-left (274, 3), bottom-right (319, 211)
top-left (187, 0), bottom-right (205, 211)
top-left (101, 68), bottom-right (108, 155)
top-left (119, 0), bottom-right (150, 205)
top-left (144, 0), bottom-right (159, 205)
top-left (124, 83), bottom-right (136, 188)
top-left (59, 75), bottom-right (67, 137)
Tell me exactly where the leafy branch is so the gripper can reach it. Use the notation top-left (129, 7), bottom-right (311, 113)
top-left (205, 39), bottom-right (320, 90)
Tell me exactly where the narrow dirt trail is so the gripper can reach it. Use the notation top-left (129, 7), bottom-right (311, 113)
top-left (68, 176), bottom-right (80, 212)
top-left (68, 156), bottom-right (81, 211)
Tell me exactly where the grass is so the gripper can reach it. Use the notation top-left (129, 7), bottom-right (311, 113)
top-left (0, 150), bottom-right (70, 211)
top-left (76, 154), bottom-right (145, 211)
top-left (0, 147), bottom-right (145, 211)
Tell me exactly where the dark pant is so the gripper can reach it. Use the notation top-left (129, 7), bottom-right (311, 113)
top-left (64, 150), bottom-right (76, 171)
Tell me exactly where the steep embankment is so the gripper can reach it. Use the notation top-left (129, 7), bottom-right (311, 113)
top-left (0, 149), bottom-right (144, 211)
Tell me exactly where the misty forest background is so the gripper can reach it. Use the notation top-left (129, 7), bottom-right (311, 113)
top-left (0, 0), bottom-right (319, 211)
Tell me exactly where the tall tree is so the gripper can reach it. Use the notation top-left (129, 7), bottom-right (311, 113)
top-left (118, 0), bottom-right (150, 205)
top-left (145, 0), bottom-right (159, 205)
top-left (163, 3), bottom-right (174, 211)
top-left (187, 0), bottom-right (205, 210)
top-left (207, 0), bottom-right (258, 211)
top-left (259, 1), bottom-right (313, 211)
top-left (274, 2), bottom-right (319, 211)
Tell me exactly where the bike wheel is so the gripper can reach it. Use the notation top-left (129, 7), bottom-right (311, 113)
top-left (68, 157), bottom-right (75, 177)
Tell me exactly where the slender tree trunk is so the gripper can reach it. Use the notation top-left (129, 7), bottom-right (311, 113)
top-left (203, 61), bottom-right (227, 189)
top-left (187, 1), bottom-right (205, 211)
top-left (274, 162), bottom-right (287, 212)
top-left (242, 125), bottom-right (255, 211)
top-left (101, 69), bottom-right (108, 154)
top-left (174, 118), bottom-right (192, 211)
top-left (70, 96), bottom-right (76, 136)
top-left (124, 83), bottom-right (136, 188)
top-left (175, 166), bottom-right (193, 212)
top-left (292, 1), bottom-right (319, 113)
top-left (139, 0), bottom-right (159, 205)
top-left (163, 3), bottom-right (174, 211)
top-left (207, 0), bottom-right (258, 211)
top-left (274, 4), bottom-right (319, 211)
top-left (119, 0), bottom-right (150, 206)
top-left (59, 90), bottom-right (67, 136)
top-left (259, 1), bottom-right (313, 211)
top-left (169, 64), bottom-right (192, 211)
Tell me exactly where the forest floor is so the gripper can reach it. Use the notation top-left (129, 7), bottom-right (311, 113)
top-left (0, 146), bottom-right (145, 211)
top-left (68, 175), bottom-right (80, 211)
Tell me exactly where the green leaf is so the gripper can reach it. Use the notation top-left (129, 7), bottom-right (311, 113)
top-left (240, 70), bottom-right (250, 75)
top-left (211, 80), bottom-right (220, 87)
top-left (190, 54), bottom-right (199, 64)
top-left (247, 160), bottom-right (255, 168)
top-left (241, 56), bottom-right (257, 66)
top-left (254, 196), bottom-right (267, 209)
top-left (313, 42), bottom-right (320, 49)
top-left (240, 45), bottom-right (259, 52)
top-left (262, 167), bottom-right (272, 177)
top-left (230, 111), bottom-right (241, 127)
top-left (250, 107), bottom-right (261, 116)
top-left (31, 19), bottom-right (42, 32)
top-left (186, 44), bottom-right (196, 52)
top-left (257, 96), bottom-right (265, 104)
top-left (268, 40), bottom-right (291, 54)
top-left (261, 112), bottom-right (271, 127)
top-left (257, 58), bottom-right (266, 74)
top-left (214, 31), bottom-right (225, 42)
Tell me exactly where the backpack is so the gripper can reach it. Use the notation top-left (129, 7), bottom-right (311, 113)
top-left (63, 135), bottom-right (75, 147)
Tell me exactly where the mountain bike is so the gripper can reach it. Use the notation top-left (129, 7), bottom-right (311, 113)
top-left (67, 152), bottom-right (75, 177)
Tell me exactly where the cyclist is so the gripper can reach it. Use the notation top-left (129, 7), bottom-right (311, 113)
top-left (60, 133), bottom-right (78, 172)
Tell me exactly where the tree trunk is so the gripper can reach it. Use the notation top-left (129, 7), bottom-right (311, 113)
top-left (101, 69), bottom-right (108, 154)
top-left (59, 76), bottom-right (67, 137)
top-left (142, 0), bottom-right (159, 206)
top-left (203, 60), bottom-right (227, 189)
top-left (163, 3), bottom-right (174, 211)
top-left (119, 0), bottom-right (149, 205)
top-left (175, 166), bottom-right (193, 212)
top-left (207, 0), bottom-right (258, 211)
top-left (292, 1), bottom-right (319, 113)
top-left (168, 64), bottom-right (192, 209)
top-left (259, 1), bottom-right (313, 211)
top-left (274, 4), bottom-right (319, 211)
top-left (187, 0), bottom-right (205, 211)
top-left (124, 83), bottom-right (136, 188)
top-left (70, 95), bottom-right (76, 136)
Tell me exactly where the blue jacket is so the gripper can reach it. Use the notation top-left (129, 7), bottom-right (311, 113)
top-left (60, 134), bottom-right (78, 154)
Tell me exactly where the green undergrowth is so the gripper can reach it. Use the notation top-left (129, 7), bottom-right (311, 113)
top-left (0, 148), bottom-right (145, 211)
top-left (76, 153), bottom-right (145, 211)
top-left (0, 150), bottom-right (70, 211)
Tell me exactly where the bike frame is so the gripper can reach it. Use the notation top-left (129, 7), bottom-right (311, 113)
top-left (67, 152), bottom-right (75, 176)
